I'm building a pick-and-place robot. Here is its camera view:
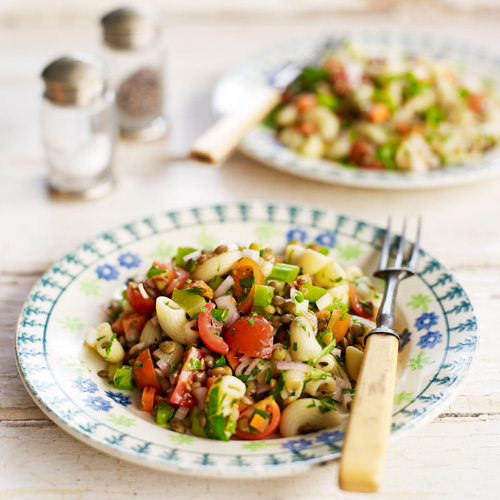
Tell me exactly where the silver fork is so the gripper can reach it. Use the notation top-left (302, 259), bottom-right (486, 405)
top-left (339, 218), bottom-right (421, 493)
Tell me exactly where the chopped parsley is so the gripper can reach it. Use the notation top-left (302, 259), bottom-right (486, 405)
top-left (237, 374), bottom-right (250, 383)
top-left (147, 265), bottom-right (165, 278)
top-left (251, 367), bottom-right (262, 377)
top-left (272, 372), bottom-right (286, 398)
top-left (239, 275), bottom-right (255, 289)
top-left (318, 397), bottom-right (337, 414)
top-left (306, 400), bottom-right (317, 408)
top-left (105, 334), bottom-right (117, 356)
top-left (185, 358), bottom-right (202, 371)
top-left (135, 360), bottom-right (144, 367)
top-left (293, 342), bottom-right (298, 352)
top-left (230, 328), bottom-right (236, 336)
top-left (214, 355), bottom-right (227, 368)
top-left (264, 369), bottom-right (272, 384)
top-left (247, 315), bottom-right (256, 326)
top-left (211, 308), bottom-right (229, 322)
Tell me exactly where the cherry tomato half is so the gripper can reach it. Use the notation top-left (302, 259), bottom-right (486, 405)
top-left (224, 315), bottom-right (273, 359)
top-left (133, 348), bottom-right (162, 393)
top-left (126, 282), bottom-right (156, 315)
top-left (168, 348), bottom-right (207, 407)
top-left (165, 267), bottom-right (189, 296)
top-left (198, 302), bottom-right (229, 354)
top-left (348, 283), bottom-right (374, 320)
top-left (235, 398), bottom-right (281, 440)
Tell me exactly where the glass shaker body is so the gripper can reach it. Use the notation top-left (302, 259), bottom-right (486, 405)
top-left (104, 40), bottom-right (168, 140)
top-left (41, 90), bottom-right (117, 196)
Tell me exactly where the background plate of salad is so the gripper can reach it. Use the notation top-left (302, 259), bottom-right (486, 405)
top-left (211, 33), bottom-right (500, 189)
top-left (16, 202), bottom-right (478, 477)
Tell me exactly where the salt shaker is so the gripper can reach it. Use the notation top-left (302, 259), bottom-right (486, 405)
top-left (41, 53), bottom-right (116, 199)
top-left (101, 6), bottom-right (168, 141)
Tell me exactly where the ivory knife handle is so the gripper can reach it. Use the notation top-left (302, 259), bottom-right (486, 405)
top-left (190, 85), bottom-right (281, 165)
top-left (339, 333), bottom-right (399, 492)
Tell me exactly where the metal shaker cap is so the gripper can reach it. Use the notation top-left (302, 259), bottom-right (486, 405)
top-left (41, 53), bottom-right (107, 107)
top-left (101, 6), bottom-right (161, 50)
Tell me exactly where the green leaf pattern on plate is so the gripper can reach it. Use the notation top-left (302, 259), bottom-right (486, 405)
top-left (79, 277), bottom-right (102, 296)
top-left (57, 316), bottom-right (85, 333)
top-left (407, 351), bottom-right (434, 371)
top-left (406, 293), bottom-right (433, 312)
top-left (147, 241), bottom-right (175, 261)
top-left (335, 243), bottom-right (363, 261)
top-left (394, 391), bottom-right (414, 405)
top-left (108, 414), bottom-right (137, 428)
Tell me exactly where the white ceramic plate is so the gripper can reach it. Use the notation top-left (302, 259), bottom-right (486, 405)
top-left (211, 33), bottom-right (500, 189)
top-left (16, 202), bottom-right (478, 477)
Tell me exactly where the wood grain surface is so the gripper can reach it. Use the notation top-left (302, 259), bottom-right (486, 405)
top-left (1, 4), bottom-right (499, 499)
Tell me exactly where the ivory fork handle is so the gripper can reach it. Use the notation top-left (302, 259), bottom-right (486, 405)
top-left (190, 85), bottom-right (281, 165)
top-left (339, 333), bottom-right (399, 492)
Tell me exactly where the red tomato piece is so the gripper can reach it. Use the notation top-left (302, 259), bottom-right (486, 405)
top-left (224, 315), bottom-right (273, 359)
top-left (348, 283), bottom-right (374, 320)
top-left (226, 350), bottom-right (244, 372)
top-left (140, 386), bottom-right (156, 412)
top-left (122, 314), bottom-right (149, 334)
top-left (235, 398), bottom-right (281, 440)
top-left (168, 348), bottom-right (207, 407)
top-left (150, 261), bottom-right (177, 291)
top-left (132, 348), bottom-right (162, 393)
top-left (165, 267), bottom-right (189, 296)
top-left (198, 302), bottom-right (229, 354)
top-left (295, 93), bottom-right (318, 113)
top-left (126, 282), bottom-right (156, 315)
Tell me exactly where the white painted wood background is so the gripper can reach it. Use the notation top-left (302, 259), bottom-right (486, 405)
top-left (1, 2), bottom-right (500, 499)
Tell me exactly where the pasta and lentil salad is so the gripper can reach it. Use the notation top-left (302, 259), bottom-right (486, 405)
top-left (266, 41), bottom-right (500, 172)
top-left (84, 242), bottom-right (383, 441)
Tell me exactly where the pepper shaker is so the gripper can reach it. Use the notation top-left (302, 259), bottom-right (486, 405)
top-left (41, 53), bottom-right (117, 199)
top-left (101, 6), bottom-right (169, 141)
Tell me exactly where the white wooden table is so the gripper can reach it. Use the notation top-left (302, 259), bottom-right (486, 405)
top-left (1, 7), bottom-right (500, 499)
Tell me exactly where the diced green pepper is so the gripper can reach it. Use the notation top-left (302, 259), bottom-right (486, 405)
top-left (172, 289), bottom-right (207, 318)
top-left (267, 263), bottom-right (300, 283)
top-left (175, 247), bottom-right (197, 267)
top-left (108, 362), bottom-right (122, 380)
top-left (208, 275), bottom-right (224, 291)
top-left (156, 401), bottom-right (175, 425)
top-left (253, 285), bottom-right (275, 307)
top-left (212, 308), bottom-right (229, 322)
top-left (113, 366), bottom-right (135, 390)
top-left (302, 283), bottom-right (327, 303)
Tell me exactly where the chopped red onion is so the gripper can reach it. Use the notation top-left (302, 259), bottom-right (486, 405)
top-left (244, 357), bottom-right (261, 375)
top-left (332, 384), bottom-right (343, 402)
top-left (156, 358), bottom-right (170, 376)
top-left (183, 249), bottom-right (202, 262)
top-left (303, 310), bottom-right (318, 330)
top-left (276, 361), bottom-right (311, 372)
top-left (146, 278), bottom-right (156, 289)
top-left (193, 386), bottom-right (208, 408)
top-left (160, 379), bottom-right (171, 394)
top-left (331, 348), bottom-right (342, 357)
top-left (334, 376), bottom-right (350, 390)
top-left (174, 405), bottom-right (190, 421)
top-left (343, 392), bottom-right (353, 407)
top-left (125, 328), bottom-right (140, 343)
top-left (256, 383), bottom-right (271, 394)
top-left (151, 315), bottom-right (159, 327)
top-left (227, 311), bottom-right (240, 328)
top-left (213, 276), bottom-right (234, 299)
top-left (242, 248), bottom-right (259, 262)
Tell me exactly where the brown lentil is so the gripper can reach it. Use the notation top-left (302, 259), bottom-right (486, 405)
top-left (214, 244), bottom-right (228, 254)
top-left (346, 331), bottom-right (354, 345)
top-left (209, 366), bottom-right (232, 377)
top-left (119, 335), bottom-right (127, 345)
top-left (269, 379), bottom-right (278, 390)
top-left (271, 316), bottom-right (282, 329)
top-left (275, 306), bottom-right (284, 316)
top-left (341, 337), bottom-right (350, 350)
top-left (297, 276), bottom-right (310, 285)
top-left (201, 248), bottom-right (213, 256)
top-left (194, 371), bottom-right (207, 384)
top-left (263, 304), bottom-right (276, 315)
top-left (353, 343), bottom-right (364, 350)
top-left (318, 318), bottom-right (329, 333)
top-left (197, 254), bottom-right (208, 264)
top-left (272, 295), bottom-right (286, 307)
top-left (272, 347), bottom-right (288, 361)
top-left (268, 280), bottom-right (284, 293)
top-left (350, 323), bottom-right (365, 337)
top-left (170, 419), bottom-right (186, 434)
top-left (261, 247), bottom-right (274, 261)
top-left (98, 369), bottom-right (108, 378)
top-left (198, 412), bottom-right (207, 428)
top-left (192, 381), bottom-right (202, 390)
top-left (246, 381), bottom-right (257, 395)
top-left (205, 355), bottom-right (215, 369)
top-left (281, 313), bottom-right (295, 324)
top-left (283, 301), bottom-right (296, 315)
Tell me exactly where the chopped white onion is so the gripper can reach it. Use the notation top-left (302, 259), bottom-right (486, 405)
top-left (151, 315), bottom-right (159, 327)
top-left (242, 248), bottom-right (260, 262)
top-left (331, 348), bottom-right (342, 357)
top-left (174, 405), bottom-right (190, 421)
top-left (303, 310), bottom-right (318, 330)
top-left (193, 386), bottom-right (208, 408)
top-left (227, 310), bottom-right (240, 328)
top-left (332, 375), bottom-right (350, 402)
top-left (213, 275), bottom-right (234, 299)
top-left (244, 358), bottom-right (261, 375)
top-left (276, 361), bottom-right (312, 372)
top-left (156, 358), bottom-right (170, 376)
top-left (183, 249), bottom-right (202, 262)
top-left (214, 295), bottom-right (237, 324)
top-left (138, 282), bottom-right (150, 300)
top-left (316, 293), bottom-right (334, 311)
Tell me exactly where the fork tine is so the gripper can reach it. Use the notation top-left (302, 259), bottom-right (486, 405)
top-left (393, 219), bottom-right (407, 268)
top-left (378, 218), bottom-right (392, 270)
top-left (408, 216), bottom-right (422, 271)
